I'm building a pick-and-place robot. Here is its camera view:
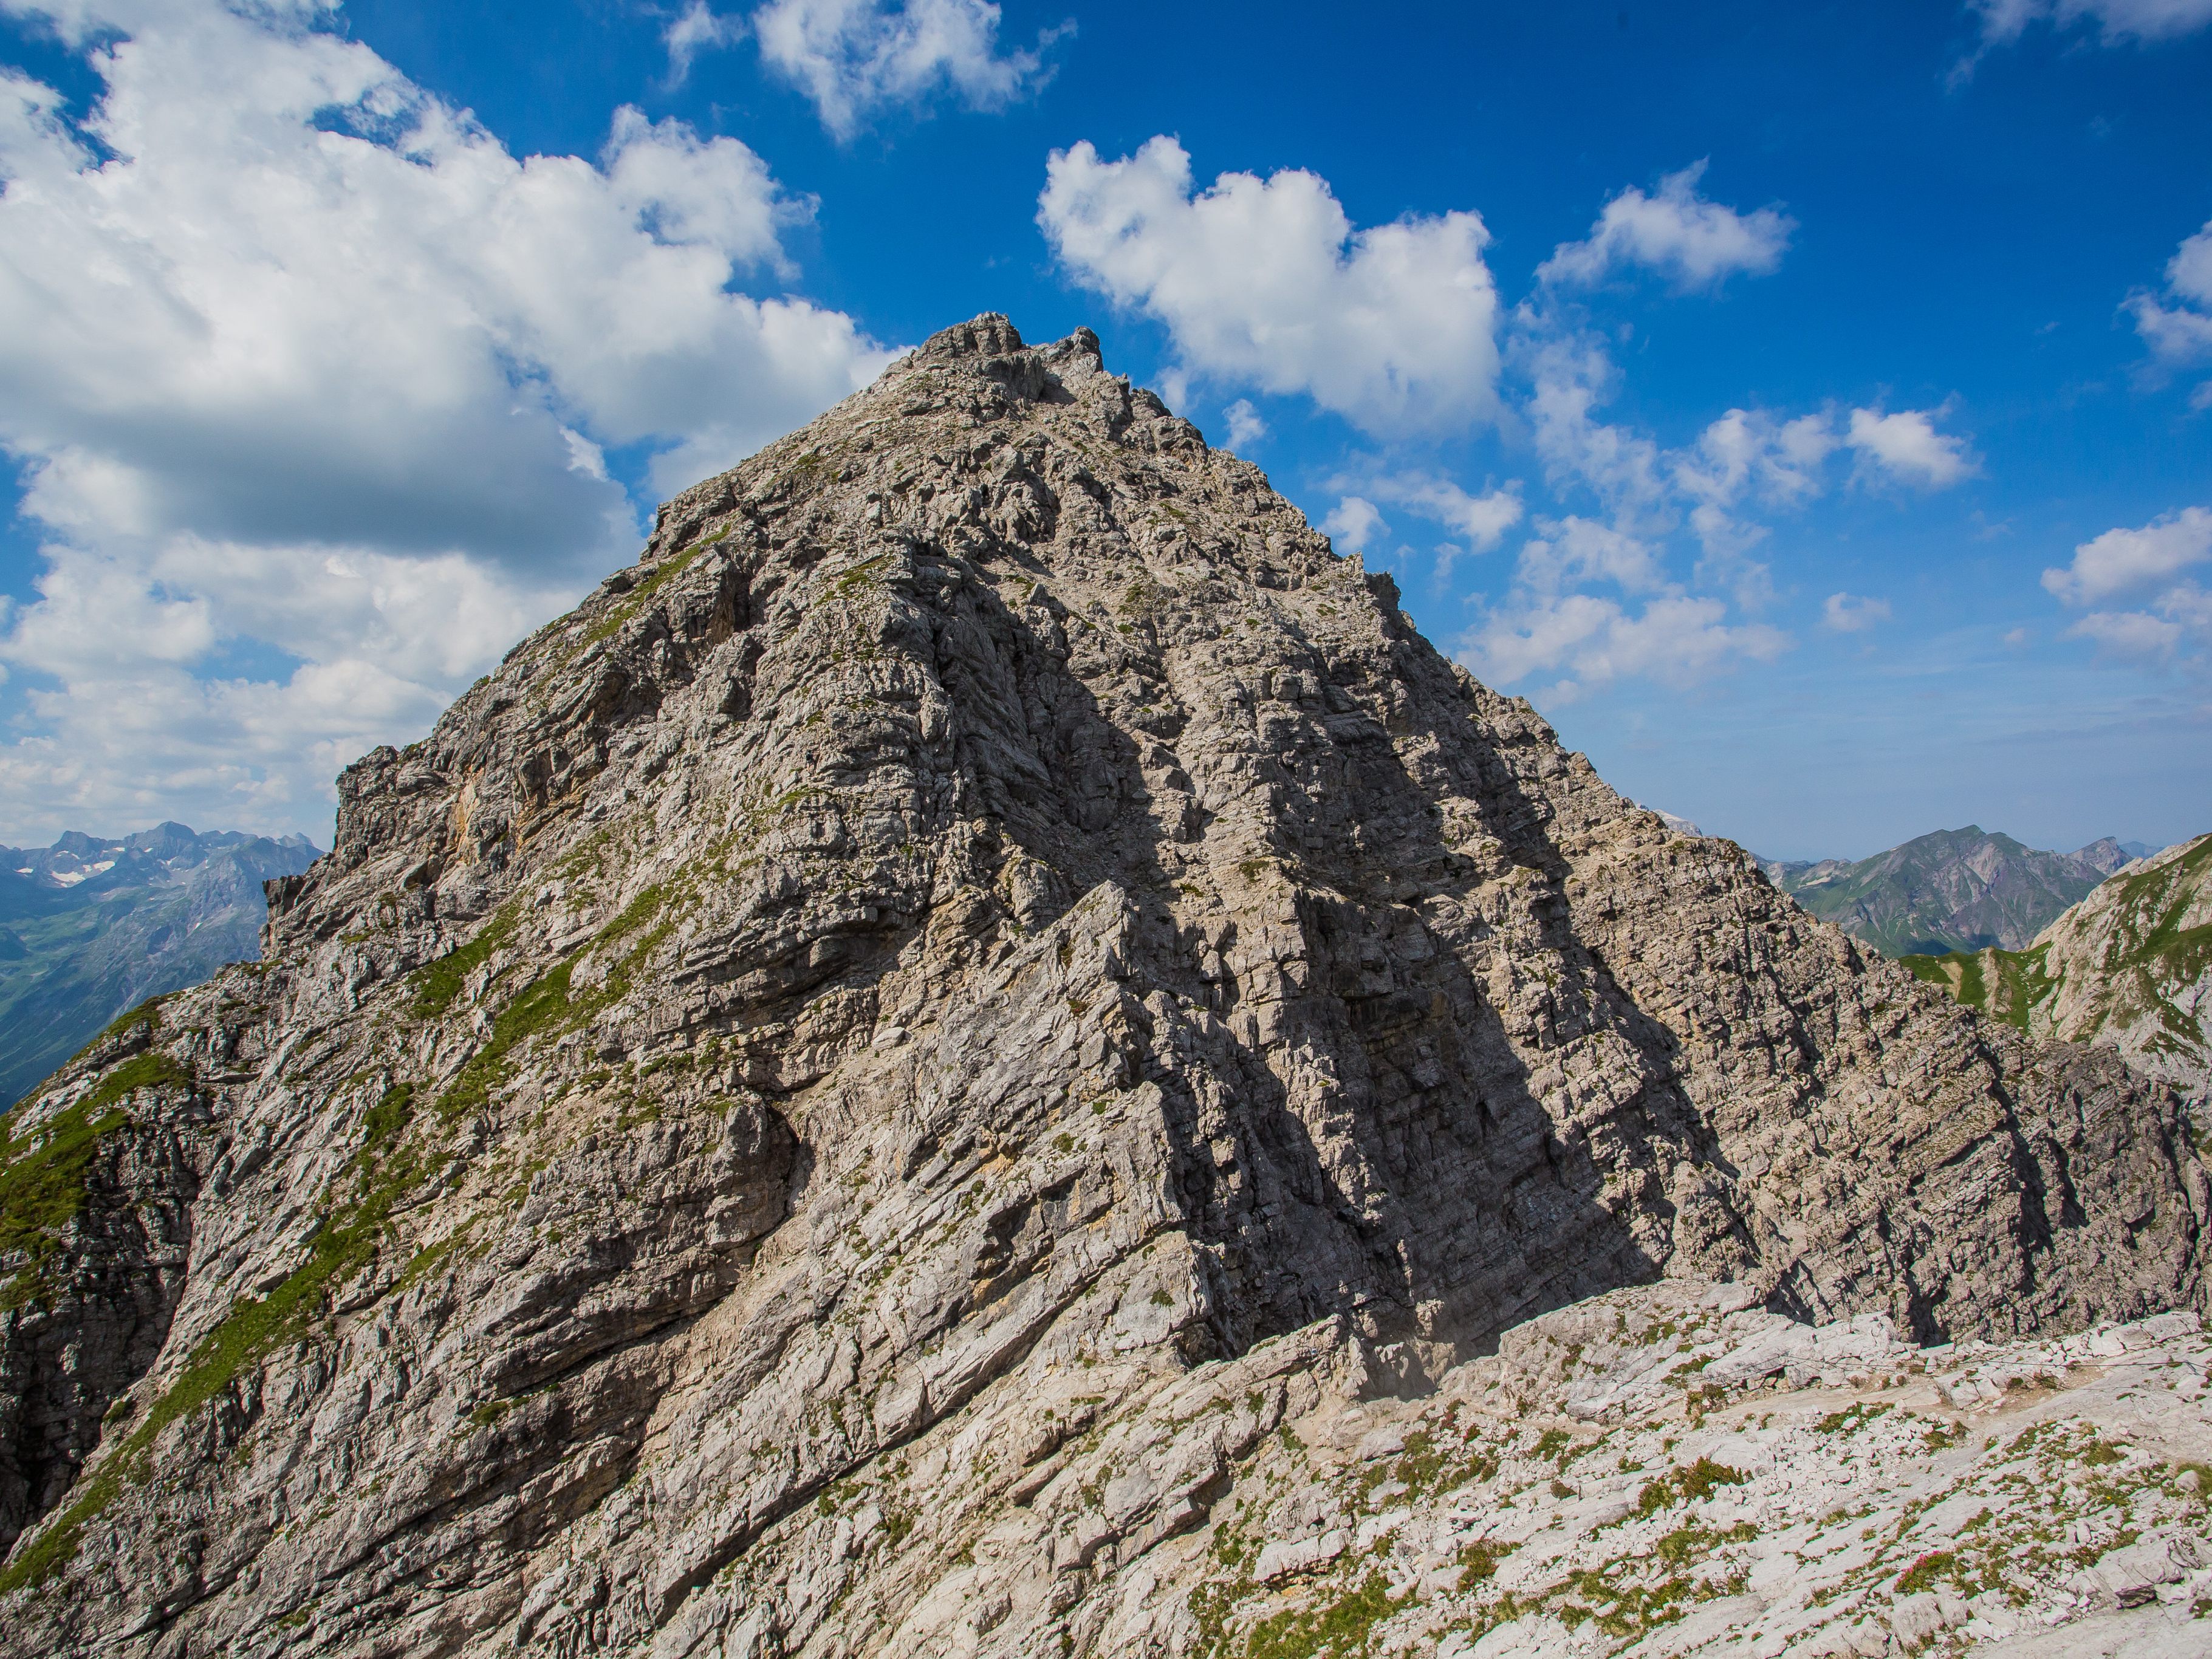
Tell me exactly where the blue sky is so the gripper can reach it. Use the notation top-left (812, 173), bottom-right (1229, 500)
top-left (0, 0), bottom-right (2207, 858)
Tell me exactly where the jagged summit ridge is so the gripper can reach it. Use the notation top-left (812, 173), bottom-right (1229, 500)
top-left (0, 315), bottom-right (2203, 1657)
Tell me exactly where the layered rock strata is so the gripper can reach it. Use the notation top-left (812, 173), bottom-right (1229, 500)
top-left (0, 316), bottom-right (2203, 1657)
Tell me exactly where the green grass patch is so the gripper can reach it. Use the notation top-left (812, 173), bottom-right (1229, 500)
top-left (1240, 1569), bottom-right (1400, 1659)
top-left (409, 902), bottom-right (521, 1019)
top-left (1898, 948), bottom-right (2056, 1030)
top-left (420, 880), bottom-right (690, 1126)
top-left (596, 882), bottom-right (670, 953)
top-left (1894, 1549), bottom-right (1967, 1596)
top-left (0, 1104), bottom-right (125, 1266)
top-left (1639, 1456), bottom-right (1748, 1515)
top-left (75, 1050), bottom-right (188, 1119)
top-left (1815, 1401), bottom-right (1894, 1435)
top-left (434, 962), bottom-right (577, 1122)
top-left (831, 553), bottom-right (892, 596)
top-left (0, 1075), bottom-right (451, 1590)
top-left (584, 541), bottom-right (711, 648)
top-left (1653, 1519), bottom-right (1757, 1567)
top-left (1457, 1538), bottom-right (1517, 1591)
top-left (0, 1050), bottom-right (189, 1295)
top-left (72, 995), bottom-right (170, 1061)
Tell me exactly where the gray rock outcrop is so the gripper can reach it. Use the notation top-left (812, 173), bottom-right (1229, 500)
top-left (0, 316), bottom-right (2203, 1657)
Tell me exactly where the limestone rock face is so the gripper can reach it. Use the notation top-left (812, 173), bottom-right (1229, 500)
top-left (0, 316), bottom-right (2204, 1656)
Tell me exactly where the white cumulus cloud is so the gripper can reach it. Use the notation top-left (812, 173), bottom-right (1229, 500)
top-left (2042, 507), bottom-right (2212, 604)
top-left (1454, 509), bottom-right (1786, 699)
top-left (1538, 162), bottom-right (1793, 292)
top-left (1516, 326), bottom-right (1970, 583)
top-left (1513, 516), bottom-right (1660, 595)
top-left (1843, 408), bottom-right (1977, 488)
top-left (1460, 592), bottom-right (1787, 700)
top-left (1363, 474), bottom-right (1524, 554)
top-left (1038, 136), bottom-right (1503, 435)
top-left (2066, 607), bottom-right (2185, 659)
top-left (1320, 496), bottom-right (1389, 550)
top-left (1678, 408), bottom-right (1838, 510)
top-left (1519, 332), bottom-right (1673, 525)
top-left (2041, 507), bottom-right (2212, 666)
top-left (752, 0), bottom-right (1064, 139)
top-left (0, 0), bottom-right (893, 841)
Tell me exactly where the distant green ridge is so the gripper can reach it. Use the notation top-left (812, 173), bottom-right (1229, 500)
top-left (1765, 825), bottom-right (2113, 959)
top-left (1897, 943), bottom-right (2052, 1032)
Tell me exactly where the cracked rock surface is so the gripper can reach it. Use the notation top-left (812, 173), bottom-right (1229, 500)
top-left (0, 315), bottom-right (2205, 1657)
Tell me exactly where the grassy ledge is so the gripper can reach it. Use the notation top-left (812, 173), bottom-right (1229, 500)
top-left (0, 1078), bottom-right (436, 1594)
top-left (409, 903), bottom-right (522, 1019)
top-left (0, 1051), bottom-right (190, 1310)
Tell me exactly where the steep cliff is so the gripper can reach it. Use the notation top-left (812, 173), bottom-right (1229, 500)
top-left (0, 318), bottom-right (2202, 1657)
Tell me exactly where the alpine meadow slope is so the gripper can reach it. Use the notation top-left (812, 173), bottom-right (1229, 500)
top-left (0, 319), bottom-right (2204, 1657)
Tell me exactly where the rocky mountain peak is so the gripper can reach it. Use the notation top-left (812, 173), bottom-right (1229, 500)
top-left (0, 318), bottom-right (2205, 1657)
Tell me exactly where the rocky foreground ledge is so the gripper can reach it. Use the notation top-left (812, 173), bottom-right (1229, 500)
top-left (1070, 1281), bottom-right (2212, 1658)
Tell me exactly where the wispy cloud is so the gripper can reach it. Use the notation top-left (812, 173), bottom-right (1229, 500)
top-left (663, 1), bottom-right (747, 86)
top-left (1823, 592), bottom-right (1894, 633)
top-left (1221, 398), bottom-right (1267, 449)
top-left (1970, 0), bottom-right (2212, 47)
top-left (753, 0), bottom-right (1067, 138)
top-left (2127, 214), bottom-right (2212, 405)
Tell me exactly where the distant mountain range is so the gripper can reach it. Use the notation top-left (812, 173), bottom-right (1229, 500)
top-left (1755, 826), bottom-right (2159, 958)
top-left (1903, 832), bottom-right (2211, 1100)
top-left (0, 822), bottom-right (321, 1106)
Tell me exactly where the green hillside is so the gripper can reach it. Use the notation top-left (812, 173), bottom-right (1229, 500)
top-left (1765, 825), bottom-right (2116, 957)
top-left (1902, 833), bottom-right (2211, 1097)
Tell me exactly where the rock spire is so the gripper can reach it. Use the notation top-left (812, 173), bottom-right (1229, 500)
top-left (0, 316), bottom-right (2202, 1656)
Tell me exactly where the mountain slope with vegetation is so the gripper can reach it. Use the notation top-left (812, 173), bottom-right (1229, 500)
top-left (1904, 832), bottom-right (2212, 1100)
top-left (0, 824), bottom-right (321, 1107)
top-left (1761, 826), bottom-right (2143, 957)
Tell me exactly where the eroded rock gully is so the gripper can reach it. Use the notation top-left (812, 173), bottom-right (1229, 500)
top-left (0, 316), bottom-right (2204, 1657)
